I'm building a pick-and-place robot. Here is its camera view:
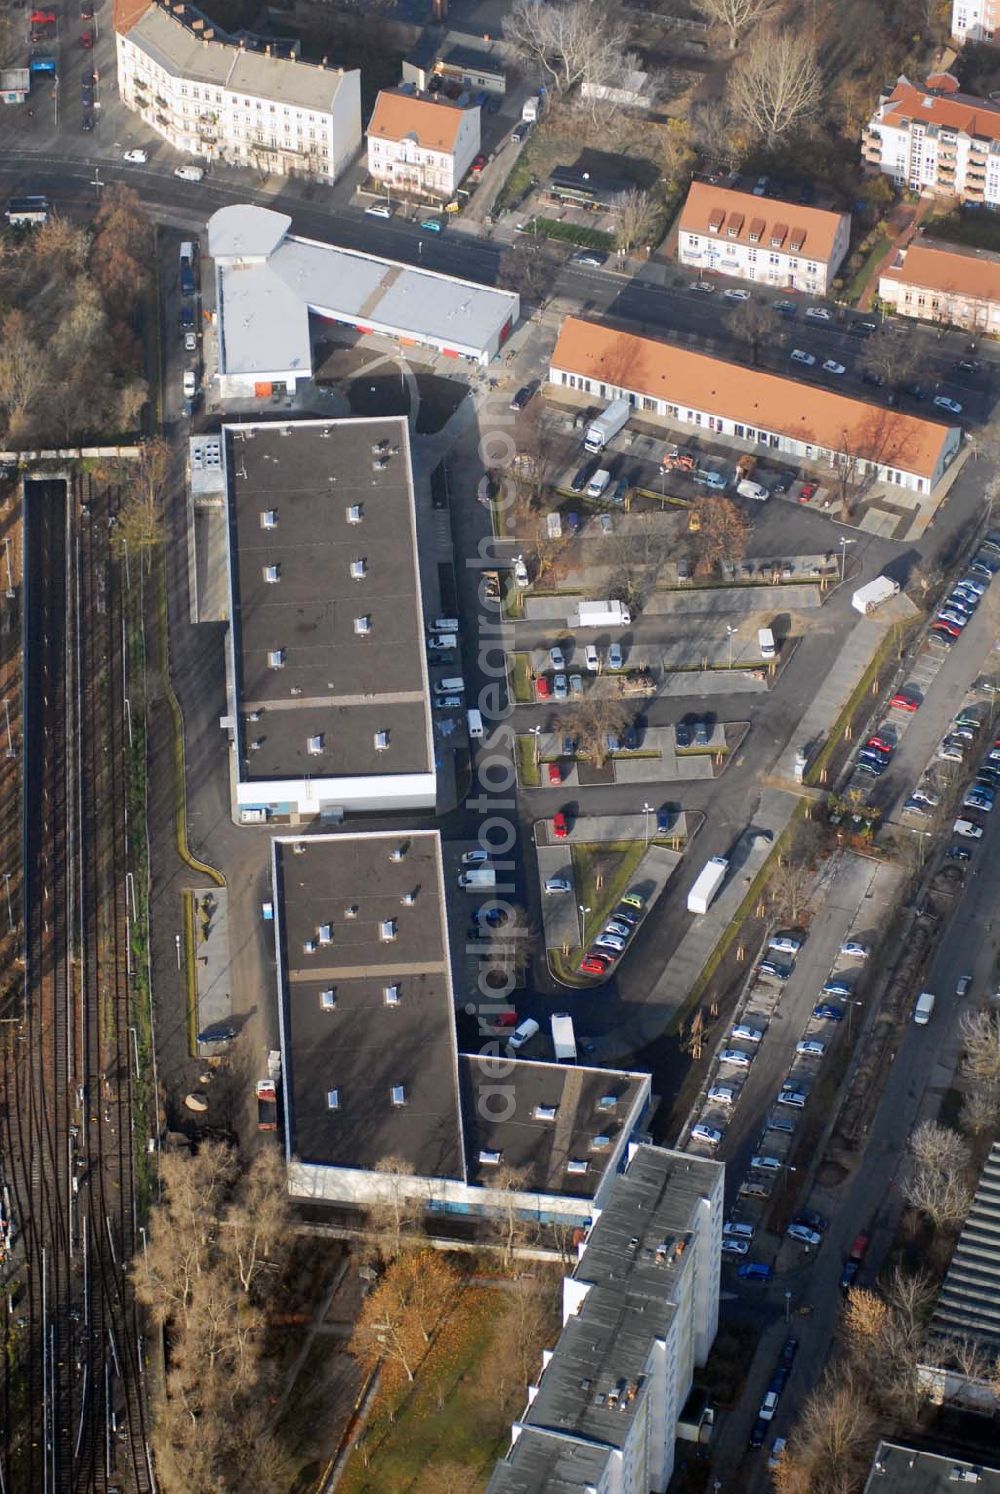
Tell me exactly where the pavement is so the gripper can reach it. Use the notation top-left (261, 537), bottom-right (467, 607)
top-left (190, 885), bottom-right (233, 1043)
top-left (537, 843), bottom-right (683, 962)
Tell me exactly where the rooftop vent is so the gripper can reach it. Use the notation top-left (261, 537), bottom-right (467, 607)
top-left (260, 509), bottom-right (277, 529)
top-left (380, 919), bottom-right (397, 942)
top-left (249, 739), bottom-right (263, 753)
top-left (384, 983), bottom-right (400, 1005)
top-left (350, 558), bottom-right (367, 580)
top-left (597, 1095), bottom-right (618, 1112)
top-left (303, 938), bottom-right (317, 954)
top-left (591, 1134), bottom-right (612, 1150)
top-left (390, 1084), bottom-right (406, 1106)
top-left (320, 988), bottom-right (336, 1010)
top-left (293, 842), bottom-right (306, 855)
top-left (326, 1088), bottom-right (340, 1110)
top-left (263, 564), bottom-right (280, 584)
top-left (950, 1473), bottom-right (982, 1485)
top-left (534, 1104), bottom-right (557, 1121)
top-left (389, 843), bottom-right (408, 861)
top-left (307, 734), bottom-right (324, 755)
top-left (347, 503), bottom-right (363, 524)
top-left (344, 904), bottom-right (359, 919)
top-left (374, 730), bottom-right (389, 752)
top-left (479, 1149), bottom-right (502, 1165)
top-left (400, 890), bottom-right (415, 906)
top-left (354, 614), bottom-right (371, 636)
top-left (267, 648), bottom-right (285, 669)
top-left (566, 1159), bottom-right (589, 1175)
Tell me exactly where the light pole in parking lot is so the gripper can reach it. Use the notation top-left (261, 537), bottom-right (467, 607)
top-left (784, 1289), bottom-right (792, 1323)
top-left (530, 723), bottom-right (541, 768)
top-left (643, 802), bottom-right (654, 847)
top-left (578, 904), bottom-right (590, 943)
top-left (846, 997), bottom-right (863, 1038)
top-left (839, 535), bottom-right (855, 582)
top-left (726, 623), bottom-right (738, 671)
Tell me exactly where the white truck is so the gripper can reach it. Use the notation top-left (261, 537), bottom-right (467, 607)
top-left (687, 856), bottom-right (728, 915)
top-left (458, 867), bottom-right (497, 890)
top-left (584, 398), bottom-right (631, 454)
top-left (522, 94), bottom-right (541, 122)
top-left (550, 1011), bottom-right (577, 1063)
top-left (576, 599), bottom-right (632, 629)
top-left (852, 575), bottom-right (900, 615)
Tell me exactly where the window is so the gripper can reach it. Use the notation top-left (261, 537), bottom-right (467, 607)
top-left (566, 1159), bottom-right (589, 1175)
top-left (390, 1084), bottom-right (406, 1106)
top-left (479, 1149), bottom-right (501, 1165)
top-left (307, 734), bottom-right (324, 755)
top-left (354, 614), bottom-right (371, 635)
top-left (591, 1134), bottom-right (612, 1150)
top-left (374, 730), bottom-right (389, 752)
top-left (267, 648), bottom-right (285, 669)
top-left (380, 919), bottom-right (397, 942)
top-left (350, 559), bottom-right (367, 579)
top-left (384, 983), bottom-right (400, 1005)
top-left (596, 1094), bottom-right (618, 1111)
top-left (320, 988), bottom-right (336, 1010)
top-left (262, 564), bottom-right (279, 583)
top-left (317, 923), bottom-right (332, 945)
top-left (326, 1088), bottom-right (340, 1110)
top-left (533, 1104), bottom-right (557, 1121)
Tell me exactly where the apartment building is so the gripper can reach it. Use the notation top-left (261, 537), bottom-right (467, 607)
top-left (115, 1), bottom-right (361, 182)
top-left (367, 89), bottom-right (480, 198)
top-left (549, 316), bottom-right (961, 495)
top-left (863, 74), bottom-right (1000, 207)
top-left (487, 1144), bottom-right (724, 1494)
top-left (952, 0), bottom-right (1000, 45)
top-left (677, 181), bottom-right (851, 295)
top-left (879, 238), bottom-right (1000, 332)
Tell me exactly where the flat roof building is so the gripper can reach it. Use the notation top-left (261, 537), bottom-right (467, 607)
top-left (207, 204), bottom-right (519, 397)
top-left (272, 831), bottom-right (651, 1221)
top-left (222, 416), bottom-right (436, 821)
top-left (879, 238), bottom-right (1000, 334)
top-left (549, 315), bottom-right (961, 495)
top-left (487, 1143), bottom-right (724, 1494)
top-left (863, 1440), bottom-right (1000, 1493)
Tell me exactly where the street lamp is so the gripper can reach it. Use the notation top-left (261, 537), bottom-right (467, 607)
top-left (642, 801), bottom-right (654, 847)
top-left (839, 535), bottom-right (855, 581)
top-left (529, 723), bottom-right (542, 767)
top-left (784, 1289), bottom-right (793, 1323)
top-left (578, 904), bottom-right (591, 942)
top-left (726, 623), bottom-right (738, 670)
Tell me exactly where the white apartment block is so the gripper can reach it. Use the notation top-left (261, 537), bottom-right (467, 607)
top-left (952, 0), bottom-right (1000, 44)
top-left (115, 2), bottom-right (361, 183)
top-left (367, 89), bottom-right (480, 199)
top-left (487, 1144), bottom-right (724, 1494)
top-left (863, 74), bottom-right (1000, 208)
top-left (678, 181), bottom-right (851, 295)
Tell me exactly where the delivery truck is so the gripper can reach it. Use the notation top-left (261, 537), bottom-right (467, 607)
top-left (256, 1080), bottom-right (277, 1131)
top-left (584, 398), bottom-right (631, 454)
top-left (576, 599), bottom-right (632, 629)
top-left (550, 1011), bottom-right (577, 1063)
top-left (687, 856), bottom-right (728, 915)
top-left (458, 867), bottom-right (497, 890)
top-left (852, 575), bottom-right (899, 615)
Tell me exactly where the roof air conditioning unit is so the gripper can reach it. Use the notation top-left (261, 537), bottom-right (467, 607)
top-left (389, 845), bottom-right (407, 861)
top-left (293, 842), bottom-right (306, 854)
top-left (344, 904), bottom-right (359, 918)
top-left (400, 891), bottom-right (415, 905)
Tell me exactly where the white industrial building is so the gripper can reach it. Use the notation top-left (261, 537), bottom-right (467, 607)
top-left (115, 1), bottom-right (361, 182)
top-left (487, 1144), bottom-right (724, 1494)
top-left (207, 203), bottom-right (519, 397)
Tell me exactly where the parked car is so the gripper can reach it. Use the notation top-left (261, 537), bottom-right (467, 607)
top-left (934, 396), bottom-right (963, 415)
top-left (608, 643), bottom-right (624, 670)
top-left (790, 349), bottom-right (816, 366)
top-left (823, 978), bottom-right (853, 997)
top-left (822, 359), bottom-right (846, 375)
top-left (890, 690), bottom-right (920, 712)
top-left (509, 384), bottom-right (535, 412)
top-left (738, 1262), bottom-right (774, 1282)
top-left (708, 1084), bottom-right (736, 1105)
top-left (535, 676), bottom-right (551, 701)
top-left (759, 1390), bottom-right (780, 1421)
top-left (956, 974), bottom-right (973, 997)
top-left (813, 1003), bottom-right (845, 1022)
top-left (777, 1088), bottom-right (808, 1109)
top-left (758, 960), bottom-right (792, 982)
top-left (787, 1223), bottom-right (822, 1246)
top-left (122, 148), bottom-right (148, 163)
top-left (547, 762), bottom-right (562, 786)
top-left (806, 305), bottom-right (833, 321)
top-left (544, 877), bottom-right (571, 894)
top-left (691, 1123), bottom-right (723, 1146)
top-left (732, 1024), bottom-right (765, 1044)
top-left (552, 812), bottom-right (568, 839)
top-left (769, 934), bottom-right (802, 954)
top-left (840, 941), bottom-right (869, 959)
top-left (579, 956), bottom-right (607, 975)
top-left (720, 1049), bottom-right (754, 1068)
top-left (721, 1237), bottom-right (750, 1256)
top-left (570, 461), bottom-right (597, 493)
top-left (796, 1038), bottom-right (826, 1057)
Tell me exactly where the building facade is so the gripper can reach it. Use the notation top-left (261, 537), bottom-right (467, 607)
top-left (952, 0), bottom-right (1000, 45)
top-left (115, 1), bottom-right (361, 182)
top-left (487, 1144), bottom-right (724, 1494)
top-left (879, 239), bottom-right (1000, 332)
top-left (367, 89), bottom-right (480, 198)
top-left (677, 181), bottom-right (851, 295)
top-left (549, 316), bottom-right (961, 495)
top-left (863, 74), bottom-right (1000, 207)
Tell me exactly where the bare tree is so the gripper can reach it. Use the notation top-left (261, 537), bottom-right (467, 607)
top-left (484, 904), bottom-right (536, 987)
top-left (900, 1120), bottom-right (975, 1228)
top-left (509, 405), bottom-right (561, 513)
top-left (366, 1154), bottom-right (425, 1260)
top-left (859, 321), bottom-right (920, 390)
top-left (503, 0), bottom-right (629, 97)
top-left (695, 0), bottom-right (773, 48)
top-left (727, 298), bottom-right (784, 368)
top-left (959, 1006), bottom-right (1000, 1087)
top-left (774, 1370), bottom-right (877, 1494)
top-left (0, 309), bottom-right (50, 440)
top-left (692, 495), bottom-right (751, 574)
top-left (767, 853), bottom-right (813, 925)
top-left (556, 696), bottom-right (631, 768)
top-left (614, 188), bottom-right (657, 256)
top-left (489, 1164), bottom-right (535, 1265)
top-left (219, 1148), bottom-right (291, 1295)
top-left (497, 238), bottom-right (565, 306)
top-left (960, 1085), bottom-right (1000, 1137)
top-left (602, 512), bottom-right (672, 609)
top-left (728, 28), bottom-right (822, 148)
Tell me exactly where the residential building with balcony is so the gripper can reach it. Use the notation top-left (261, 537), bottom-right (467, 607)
top-left (677, 182), bottom-right (851, 295)
top-left (549, 315), bottom-right (961, 495)
top-left (487, 1143), bottom-right (724, 1494)
top-left (115, 0), bottom-right (361, 183)
top-left (862, 74), bottom-right (1000, 207)
top-left (879, 238), bottom-right (1000, 332)
top-left (366, 89), bottom-right (480, 199)
top-left (952, 0), bottom-right (1000, 45)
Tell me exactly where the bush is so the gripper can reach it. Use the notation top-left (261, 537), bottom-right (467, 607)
top-left (531, 217), bottom-right (615, 251)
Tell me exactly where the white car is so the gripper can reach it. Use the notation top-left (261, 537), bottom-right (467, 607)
top-left (796, 1038), bottom-right (826, 1057)
top-left (731, 1024), bottom-right (764, 1044)
top-left (184, 331), bottom-right (197, 353)
top-left (607, 643), bottom-right (624, 670)
top-left (787, 1223), bottom-right (822, 1246)
top-left (724, 288), bottom-right (751, 301)
top-left (182, 369), bottom-right (196, 399)
top-left (720, 1049), bottom-right (753, 1068)
top-left (365, 202), bottom-right (393, 218)
top-left (737, 480), bottom-right (769, 501)
top-left (691, 1123), bottom-right (723, 1146)
top-left (751, 1154), bottom-right (784, 1171)
top-left (934, 396), bottom-right (963, 415)
top-left (462, 849), bottom-right (490, 866)
top-left (174, 164), bottom-right (205, 182)
top-left (585, 644), bottom-right (599, 672)
top-left (822, 359), bottom-right (846, 375)
top-left (770, 935), bottom-right (802, 954)
top-left (594, 933), bottom-right (626, 953)
top-left (707, 1083), bottom-right (736, 1105)
top-left (954, 818), bottom-right (984, 838)
top-left (790, 349), bottom-right (816, 366)
top-left (840, 941), bottom-right (869, 959)
top-left (721, 1237), bottom-right (750, 1256)
top-left (122, 149), bottom-right (148, 164)
top-left (552, 673), bottom-right (568, 701)
top-left (724, 1220), bottom-right (755, 1239)
top-left (759, 1390), bottom-right (780, 1421)
top-left (549, 646), bottom-right (566, 670)
top-left (543, 877), bottom-right (571, 894)
top-left (806, 306), bottom-right (832, 321)
top-left (768, 1438), bottom-right (788, 1472)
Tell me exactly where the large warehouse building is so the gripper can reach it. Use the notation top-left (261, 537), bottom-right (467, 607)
top-left (549, 315), bottom-right (961, 495)
top-left (221, 416), bottom-right (436, 821)
top-left (272, 830), bottom-right (652, 1223)
top-left (207, 204), bottom-right (519, 397)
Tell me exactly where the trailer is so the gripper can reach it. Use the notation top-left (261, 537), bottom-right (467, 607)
top-left (584, 398), bottom-right (631, 454)
top-left (851, 575), bottom-right (899, 615)
top-left (550, 1011), bottom-right (577, 1063)
top-left (576, 599), bottom-right (632, 629)
top-left (687, 856), bottom-right (728, 915)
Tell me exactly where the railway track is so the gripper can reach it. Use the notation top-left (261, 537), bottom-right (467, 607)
top-left (0, 476), bottom-right (151, 1493)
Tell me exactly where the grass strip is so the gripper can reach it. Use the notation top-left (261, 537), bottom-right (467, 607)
top-left (515, 734), bottom-right (540, 787)
top-left (510, 651), bottom-right (534, 704)
top-left (183, 889), bottom-right (198, 1057)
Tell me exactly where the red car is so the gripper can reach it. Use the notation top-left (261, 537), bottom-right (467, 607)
top-left (31, 9), bottom-right (56, 22)
top-left (471, 153), bottom-right (486, 173)
top-left (535, 675), bottom-right (551, 700)
top-left (488, 1009), bottom-right (517, 1030)
top-left (579, 956), bottom-right (607, 975)
top-left (934, 618), bottom-right (962, 638)
top-left (890, 691), bottom-right (920, 712)
top-left (547, 761), bottom-right (562, 785)
top-left (79, 29), bottom-right (93, 46)
top-left (866, 735), bottom-right (893, 753)
top-left (798, 481), bottom-right (818, 502)
top-left (552, 811), bottom-right (568, 839)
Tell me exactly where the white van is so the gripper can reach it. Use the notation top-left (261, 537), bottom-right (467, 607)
top-left (913, 991), bottom-right (936, 1025)
top-left (508, 1017), bottom-right (539, 1051)
top-left (467, 708), bottom-right (484, 739)
top-left (738, 479), bottom-right (769, 501)
top-left (434, 677), bottom-right (465, 695)
top-left (758, 627), bottom-right (776, 660)
top-left (432, 617), bottom-right (459, 633)
top-left (586, 469), bottom-right (612, 499)
top-left (182, 369), bottom-right (196, 398)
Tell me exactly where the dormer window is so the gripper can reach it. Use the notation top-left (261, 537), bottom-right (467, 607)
top-left (263, 564), bottom-right (279, 584)
top-left (566, 1159), bottom-right (589, 1175)
top-left (534, 1104), bottom-right (557, 1121)
top-left (479, 1149), bottom-right (501, 1166)
top-left (317, 923), bottom-right (332, 945)
top-left (591, 1134), bottom-right (612, 1150)
top-left (260, 509), bottom-right (277, 529)
top-left (326, 1088), bottom-right (340, 1110)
